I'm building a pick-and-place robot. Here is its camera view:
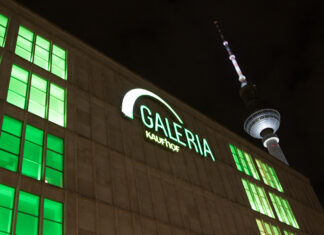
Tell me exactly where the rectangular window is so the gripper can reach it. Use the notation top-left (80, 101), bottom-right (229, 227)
top-left (0, 116), bottom-right (22, 172)
top-left (28, 74), bottom-right (48, 118)
top-left (269, 192), bottom-right (299, 229)
top-left (48, 83), bottom-right (65, 127)
top-left (283, 231), bottom-right (296, 235)
top-left (242, 178), bottom-right (274, 218)
top-left (256, 159), bottom-right (283, 192)
top-left (16, 191), bottom-right (39, 235)
top-left (45, 134), bottom-right (64, 188)
top-left (43, 199), bottom-right (63, 235)
top-left (51, 44), bottom-right (67, 80)
top-left (0, 13), bottom-right (9, 47)
top-left (0, 184), bottom-right (15, 234)
top-left (15, 26), bottom-right (34, 61)
top-left (256, 219), bottom-right (281, 235)
top-left (21, 125), bottom-right (44, 180)
top-left (229, 144), bottom-right (260, 180)
top-left (7, 65), bottom-right (29, 109)
top-left (7, 64), bottom-right (66, 127)
top-left (15, 25), bottom-right (67, 80)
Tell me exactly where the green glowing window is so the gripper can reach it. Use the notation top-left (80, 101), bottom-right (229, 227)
top-left (0, 184), bottom-right (15, 234)
top-left (0, 14), bottom-right (9, 47)
top-left (16, 191), bottom-right (39, 235)
top-left (242, 178), bottom-right (274, 218)
top-left (7, 65), bottom-right (29, 109)
top-left (28, 74), bottom-right (48, 118)
top-left (268, 192), bottom-right (299, 229)
top-left (256, 219), bottom-right (281, 235)
top-left (256, 159), bottom-right (283, 192)
top-left (48, 83), bottom-right (65, 127)
top-left (283, 230), bottom-right (296, 235)
top-left (15, 26), bottom-right (34, 61)
top-left (15, 25), bottom-right (67, 80)
top-left (51, 45), bottom-right (67, 80)
top-left (21, 125), bottom-right (44, 180)
top-left (229, 144), bottom-right (260, 180)
top-left (34, 35), bottom-right (50, 70)
top-left (43, 199), bottom-right (63, 235)
top-left (7, 64), bottom-right (66, 127)
top-left (0, 116), bottom-right (22, 172)
top-left (45, 134), bottom-right (63, 188)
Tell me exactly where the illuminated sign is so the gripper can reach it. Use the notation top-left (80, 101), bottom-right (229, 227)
top-left (122, 88), bottom-right (215, 161)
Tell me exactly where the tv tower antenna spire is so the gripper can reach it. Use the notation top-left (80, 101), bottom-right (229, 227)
top-left (214, 21), bottom-right (289, 165)
top-left (213, 21), bottom-right (247, 87)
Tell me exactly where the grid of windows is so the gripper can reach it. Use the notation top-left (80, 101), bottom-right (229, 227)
top-left (15, 25), bottom-right (67, 80)
top-left (0, 183), bottom-right (63, 235)
top-left (0, 13), bottom-right (9, 47)
top-left (0, 115), bottom-right (64, 188)
top-left (256, 159), bottom-right (283, 192)
top-left (0, 116), bottom-right (23, 172)
top-left (7, 64), bottom-right (66, 127)
top-left (242, 178), bottom-right (275, 218)
top-left (269, 192), bottom-right (299, 229)
top-left (256, 218), bottom-right (281, 235)
top-left (229, 144), bottom-right (260, 180)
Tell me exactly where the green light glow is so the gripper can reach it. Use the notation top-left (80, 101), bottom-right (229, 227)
top-left (256, 159), bottom-right (283, 192)
top-left (256, 218), bottom-right (281, 235)
top-left (28, 74), bottom-right (48, 118)
top-left (15, 26), bottom-right (34, 61)
top-left (121, 88), bottom-right (183, 124)
top-left (0, 184), bottom-right (14, 234)
top-left (48, 83), bottom-right (66, 127)
top-left (0, 13), bottom-right (9, 47)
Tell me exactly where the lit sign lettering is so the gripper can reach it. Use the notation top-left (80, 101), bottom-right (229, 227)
top-left (122, 88), bottom-right (215, 161)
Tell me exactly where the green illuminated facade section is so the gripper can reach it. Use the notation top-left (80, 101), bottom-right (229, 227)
top-left (256, 159), bottom-right (283, 192)
top-left (7, 64), bottom-right (67, 127)
top-left (242, 178), bottom-right (274, 218)
top-left (229, 144), bottom-right (260, 180)
top-left (43, 199), bottom-right (63, 235)
top-left (45, 134), bottom-right (64, 188)
top-left (283, 230), bottom-right (296, 235)
top-left (0, 183), bottom-right (63, 235)
top-left (256, 219), bottom-right (281, 235)
top-left (0, 184), bottom-right (15, 234)
top-left (0, 115), bottom-right (64, 188)
top-left (0, 13), bottom-right (9, 47)
top-left (22, 125), bottom-right (44, 180)
top-left (269, 192), bottom-right (299, 229)
top-left (0, 116), bottom-right (22, 172)
top-left (15, 25), bottom-right (67, 80)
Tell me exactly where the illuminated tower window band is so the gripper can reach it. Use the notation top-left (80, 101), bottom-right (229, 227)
top-left (7, 64), bottom-right (67, 127)
top-left (15, 25), bottom-right (67, 80)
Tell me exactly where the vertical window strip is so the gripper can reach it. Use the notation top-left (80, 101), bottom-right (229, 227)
top-left (269, 192), bottom-right (299, 229)
top-left (51, 44), bottom-right (67, 80)
top-left (283, 230), bottom-right (296, 235)
top-left (45, 134), bottom-right (64, 188)
top-left (241, 178), bottom-right (274, 218)
top-left (16, 191), bottom-right (40, 235)
top-left (0, 14), bottom-right (9, 47)
top-left (7, 65), bottom-right (29, 109)
top-left (229, 144), bottom-right (260, 180)
top-left (34, 35), bottom-right (50, 70)
top-left (0, 115), bottom-right (22, 172)
top-left (256, 159), bottom-right (284, 192)
top-left (21, 125), bottom-right (44, 180)
top-left (15, 26), bottom-right (34, 61)
top-left (0, 184), bottom-right (15, 234)
top-left (48, 83), bottom-right (66, 127)
top-left (28, 74), bottom-right (48, 118)
top-left (256, 219), bottom-right (282, 235)
top-left (43, 199), bottom-right (63, 235)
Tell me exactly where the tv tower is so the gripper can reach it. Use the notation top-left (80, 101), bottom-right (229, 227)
top-left (214, 21), bottom-right (289, 165)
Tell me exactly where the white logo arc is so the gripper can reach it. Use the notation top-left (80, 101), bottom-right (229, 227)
top-left (121, 88), bottom-right (184, 124)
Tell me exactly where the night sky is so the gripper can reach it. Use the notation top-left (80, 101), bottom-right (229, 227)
top-left (14, 0), bottom-right (324, 206)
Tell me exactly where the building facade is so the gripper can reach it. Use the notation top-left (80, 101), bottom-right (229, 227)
top-left (0, 1), bottom-right (323, 234)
